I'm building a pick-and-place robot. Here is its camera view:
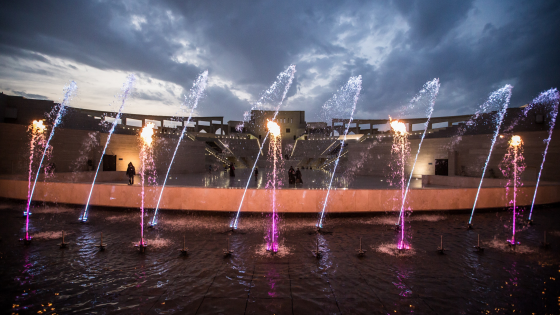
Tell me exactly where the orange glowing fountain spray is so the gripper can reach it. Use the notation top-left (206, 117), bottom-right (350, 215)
top-left (502, 135), bottom-right (525, 248)
top-left (390, 119), bottom-right (410, 250)
top-left (266, 120), bottom-right (282, 253)
top-left (137, 123), bottom-right (155, 252)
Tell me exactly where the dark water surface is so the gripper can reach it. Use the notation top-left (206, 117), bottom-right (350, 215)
top-left (1, 200), bottom-right (559, 314)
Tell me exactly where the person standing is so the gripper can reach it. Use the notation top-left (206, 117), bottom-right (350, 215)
top-left (229, 163), bottom-right (235, 177)
top-left (295, 167), bottom-right (303, 185)
top-left (288, 166), bottom-right (295, 185)
top-left (126, 162), bottom-right (136, 185)
top-left (255, 167), bottom-right (259, 181)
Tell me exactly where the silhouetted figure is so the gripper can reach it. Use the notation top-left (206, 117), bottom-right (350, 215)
top-left (229, 163), bottom-right (235, 177)
top-left (288, 166), bottom-right (295, 184)
top-left (126, 162), bottom-right (136, 185)
top-left (255, 167), bottom-right (259, 181)
top-left (45, 162), bottom-right (56, 175)
top-left (295, 167), bottom-right (303, 184)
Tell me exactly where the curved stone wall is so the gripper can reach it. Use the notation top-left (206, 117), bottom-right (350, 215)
top-left (1, 178), bottom-right (559, 213)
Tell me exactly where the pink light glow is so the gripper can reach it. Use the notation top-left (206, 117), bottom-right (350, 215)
top-left (390, 117), bottom-right (410, 250)
top-left (266, 121), bottom-right (282, 253)
top-left (139, 123), bottom-right (156, 244)
top-left (500, 135), bottom-right (525, 245)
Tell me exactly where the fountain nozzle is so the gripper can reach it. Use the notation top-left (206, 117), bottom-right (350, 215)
top-left (179, 235), bottom-right (188, 255)
top-left (437, 235), bottom-right (446, 254)
top-left (135, 237), bottom-right (147, 253)
top-left (312, 237), bottom-right (323, 258)
top-left (58, 230), bottom-right (68, 249)
top-left (356, 237), bottom-right (366, 256)
top-left (223, 237), bottom-right (233, 256)
top-left (467, 223), bottom-right (473, 230)
top-left (473, 234), bottom-right (484, 252)
top-left (95, 232), bottom-right (107, 250)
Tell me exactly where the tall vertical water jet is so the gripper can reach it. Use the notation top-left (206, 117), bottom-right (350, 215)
top-left (468, 85), bottom-right (513, 227)
top-left (395, 79), bottom-right (440, 227)
top-left (138, 123), bottom-right (155, 249)
top-left (23, 120), bottom-right (46, 243)
top-left (525, 89), bottom-right (559, 222)
top-left (26, 120), bottom-right (46, 212)
top-left (231, 65), bottom-right (296, 230)
top-left (80, 74), bottom-right (136, 222)
top-left (389, 120), bottom-right (410, 250)
top-left (316, 76), bottom-right (362, 229)
top-left (150, 71), bottom-right (208, 227)
top-left (500, 135), bottom-right (525, 246)
top-left (265, 121), bottom-right (282, 253)
top-left (24, 81), bottom-right (77, 243)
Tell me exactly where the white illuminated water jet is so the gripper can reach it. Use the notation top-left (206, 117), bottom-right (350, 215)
top-left (24, 81), bottom-right (77, 242)
top-left (525, 89), bottom-right (559, 221)
top-left (80, 74), bottom-right (136, 222)
top-left (317, 75), bottom-right (362, 229)
top-left (231, 65), bottom-right (296, 230)
top-left (150, 71), bottom-right (208, 227)
top-left (395, 78), bottom-right (440, 228)
top-left (468, 85), bottom-right (513, 226)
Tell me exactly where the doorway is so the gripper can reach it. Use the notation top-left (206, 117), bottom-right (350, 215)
top-left (103, 155), bottom-right (117, 171)
top-left (435, 159), bottom-right (448, 176)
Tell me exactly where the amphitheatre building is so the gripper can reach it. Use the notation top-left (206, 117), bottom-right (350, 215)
top-left (1, 92), bottom-right (559, 213)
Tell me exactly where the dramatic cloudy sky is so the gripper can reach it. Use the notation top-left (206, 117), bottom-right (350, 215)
top-left (0, 0), bottom-right (559, 122)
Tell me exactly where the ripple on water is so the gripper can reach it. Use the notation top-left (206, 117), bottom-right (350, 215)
top-left (373, 243), bottom-right (417, 257)
top-left (130, 237), bottom-right (171, 249)
top-left (254, 243), bottom-right (293, 258)
top-left (485, 237), bottom-right (535, 254)
top-left (33, 206), bottom-right (77, 214)
top-left (32, 230), bottom-right (73, 240)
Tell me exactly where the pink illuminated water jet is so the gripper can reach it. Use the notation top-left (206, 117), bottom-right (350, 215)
top-left (266, 120), bottom-right (282, 253)
top-left (138, 123), bottom-right (156, 250)
top-left (390, 119), bottom-right (410, 250)
top-left (500, 135), bottom-right (525, 247)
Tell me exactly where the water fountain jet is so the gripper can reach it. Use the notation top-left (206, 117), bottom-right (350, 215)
top-left (231, 65), bottom-right (296, 230)
top-left (525, 89), bottom-right (559, 223)
top-left (390, 119), bottom-right (409, 250)
top-left (395, 79), bottom-right (440, 232)
top-left (316, 76), bottom-right (362, 230)
top-left (150, 71), bottom-right (208, 227)
top-left (80, 75), bottom-right (136, 222)
top-left (501, 135), bottom-right (525, 248)
top-left (265, 120), bottom-right (282, 254)
top-left (24, 82), bottom-right (77, 243)
top-left (137, 122), bottom-right (155, 251)
top-left (468, 85), bottom-right (513, 228)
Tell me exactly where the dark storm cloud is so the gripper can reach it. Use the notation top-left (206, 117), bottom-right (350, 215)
top-left (0, 0), bottom-right (558, 121)
top-left (11, 90), bottom-right (49, 100)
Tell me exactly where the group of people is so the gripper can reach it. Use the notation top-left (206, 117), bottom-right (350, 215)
top-left (288, 166), bottom-right (303, 185)
top-left (125, 161), bottom-right (307, 186)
